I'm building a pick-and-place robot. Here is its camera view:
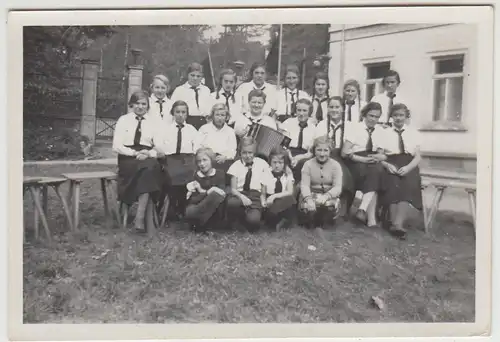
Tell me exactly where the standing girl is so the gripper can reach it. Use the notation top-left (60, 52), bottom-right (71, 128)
top-left (310, 72), bottom-right (331, 125)
top-left (170, 62), bottom-right (212, 123)
top-left (343, 79), bottom-right (367, 123)
top-left (234, 62), bottom-right (277, 117)
top-left (149, 74), bottom-right (174, 125)
top-left (112, 90), bottom-right (166, 233)
top-left (370, 70), bottom-right (408, 126)
top-left (226, 137), bottom-right (272, 233)
top-left (184, 147), bottom-right (228, 233)
top-left (378, 104), bottom-right (423, 239)
top-left (210, 68), bottom-right (243, 127)
top-left (275, 64), bottom-right (310, 122)
top-left (159, 100), bottom-right (200, 219)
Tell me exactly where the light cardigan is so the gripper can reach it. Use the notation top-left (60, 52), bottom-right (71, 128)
top-left (300, 158), bottom-right (343, 199)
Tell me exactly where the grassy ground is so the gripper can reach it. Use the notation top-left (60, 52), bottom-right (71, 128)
top-left (23, 164), bottom-right (476, 323)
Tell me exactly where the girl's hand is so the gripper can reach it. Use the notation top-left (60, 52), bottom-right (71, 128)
top-left (156, 150), bottom-right (166, 159)
top-left (291, 157), bottom-right (298, 168)
top-left (241, 195), bottom-right (252, 207)
top-left (215, 155), bottom-right (226, 164)
top-left (383, 162), bottom-right (399, 174)
top-left (136, 153), bottom-right (148, 161)
top-left (306, 198), bottom-right (316, 212)
top-left (266, 195), bottom-right (276, 207)
top-left (397, 166), bottom-right (411, 176)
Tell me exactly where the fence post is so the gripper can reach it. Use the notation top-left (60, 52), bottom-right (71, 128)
top-left (127, 49), bottom-right (144, 104)
top-left (80, 59), bottom-right (100, 144)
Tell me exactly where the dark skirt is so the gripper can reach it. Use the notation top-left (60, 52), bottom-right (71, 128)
top-left (380, 154), bottom-right (423, 210)
top-left (185, 191), bottom-right (226, 227)
top-left (330, 148), bottom-right (355, 196)
top-left (344, 150), bottom-right (384, 194)
top-left (267, 194), bottom-right (297, 215)
top-left (165, 153), bottom-right (197, 186)
top-left (117, 152), bottom-right (165, 206)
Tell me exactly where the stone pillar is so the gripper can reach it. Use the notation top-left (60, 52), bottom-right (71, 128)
top-left (127, 49), bottom-right (144, 104)
top-left (80, 59), bottom-right (100, 144)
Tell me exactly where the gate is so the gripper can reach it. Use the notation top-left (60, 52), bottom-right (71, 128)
top-left (95, 75), bottom-right (126, 140)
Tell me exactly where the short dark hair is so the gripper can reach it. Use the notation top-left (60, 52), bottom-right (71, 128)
top-left (382, 70), bottom-right (401, 86)
top-left (389, 103), bottom-right (411, 118)
top-left (360, 102), bottom-right (383, 118)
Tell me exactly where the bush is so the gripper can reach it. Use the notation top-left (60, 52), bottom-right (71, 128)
top-left (23, 120), bottom-right (84, 161)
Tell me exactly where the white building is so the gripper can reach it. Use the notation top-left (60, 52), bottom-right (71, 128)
top-left (328, 24), bottom-right (477, 174)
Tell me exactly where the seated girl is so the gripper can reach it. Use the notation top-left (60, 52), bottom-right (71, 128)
top-left (342, 101), bottom-right (386, 228)
top-left (226, 137), bottom-right (272, 233)
top-left (112, 90), bottom-right (166, 233)
top-left (233, 89), bottom-right (278, 138)
top-left (314, 96), bottom-right (355, 218)
top-left (185, 147), bottom-right (228, 233)
top-left (299, 136), bottom-right (343, 230)
top-left (263, 147), bottom-right (296, 231)
top-left (158, 100), bottom-right (200, 220)
top-left (378, 104), bottom-right (423, 239)
top-left (198, 103), bottom-right (237, 173)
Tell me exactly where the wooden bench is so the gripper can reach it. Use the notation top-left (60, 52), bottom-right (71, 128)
top-left (62, 171), bottom-right (120, 231)
top-left (37, 177), bottom-right (74, 232)
top-left (421, 177), bottom-right (476, 234)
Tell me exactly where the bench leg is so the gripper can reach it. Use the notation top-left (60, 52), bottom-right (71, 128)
top-left (121, 202), bottom-right (129, 229)
top-left (467, 190), bottom-right (476, 233)
top-left (145, 198), bottom-right (157, 236)
top-left (29, 186), bottom-right (51, 242)
top-left (100, 178), bottom-right (111, 228)
top-left (426, 186), bottom-right (446, 233)
top-left (106, 179), bottom-right (121, 226)
top-left (67, 181), bottom-right (74, 211)
top-left (73, 182), bottom-right (81, 230)
top-left (421, 185), bottom-right (429, 233)
top-left (160, 194), bottom-right (170, 228)
top-left (53, 184), bottom-right (74, 231)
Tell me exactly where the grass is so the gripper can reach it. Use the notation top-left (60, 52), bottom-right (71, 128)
top-left (23, 164), bottom-right (476, 323)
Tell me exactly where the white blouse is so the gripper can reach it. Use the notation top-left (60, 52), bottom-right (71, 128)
top-left (233, 113), bottom-right (278, 137)
top-left (148, 94), bottom-right (174, 124)
top-left (344, 122), bottom-right (385, 154)
top-left (275, 88), bottom-right (310, 116)
top-left (170, 82), bottom-right (212, 117)
top-left (234, 81), bottom-right (278, 116)
top-left (343, 99), bottom-right (367, 123)
top-left (379, 125), bottom-right (420, 156)
top-left (227, 157), bottom-right (273, 193)
top-left (209, 90), bottom-right (244, 125)
top-left (198, 122), bottom-right (237, 159)
top-left (112, 113), bottom-right (161, 157)
top-left (158, 122), bottom-right (200, 155)
top-left (370, 91), bottom-right (410, 125)
top-left (281, 117), bottom-right (316, 151)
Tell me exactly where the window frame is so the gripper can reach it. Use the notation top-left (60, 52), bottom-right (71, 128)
top-left (363, 60), bottom-right (392, 102)
top-left (421, 49), bottom-right (468, 132)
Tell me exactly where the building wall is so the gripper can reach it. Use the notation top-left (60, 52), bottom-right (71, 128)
top-left (328, 24), bottom-right (477, 173)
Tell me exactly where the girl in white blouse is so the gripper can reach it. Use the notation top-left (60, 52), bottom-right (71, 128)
top-left (370, 70), bottom-right (409, 126)
top-left (233, 89), bottom-right (279, 138)
top-left (343, 79), bottom-right (367, 123)
top-left (378, 103), bottom-right (423, 239)
top-left (310, 72), bottom-right (331, 125)
top-left (342, 101), bottom-right (386, 229)
top-left (158, 100), bottom-right (200, 220)
top-left (148, 74), bottom-right (174, 125)
top-left (198, 103), bottom-right (237, 172)
top-left (170, 62), bottom-right (212, 121)
top-left (275, 64), bottom-right (310, 122)
top-left (112, 90), bottom-right (166, 233)
top-left (234, 62), bottom-right (278, 117)
top-left (210, 69), bottom-right (243, 128)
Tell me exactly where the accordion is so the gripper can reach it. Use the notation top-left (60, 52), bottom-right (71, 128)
top-left (246, 123), bottom-right (291, 160)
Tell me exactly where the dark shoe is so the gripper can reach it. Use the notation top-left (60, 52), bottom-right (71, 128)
top-left (355, 209), bottom-right (368, 224)
top-left (389, 225), bottom-right (407, 239)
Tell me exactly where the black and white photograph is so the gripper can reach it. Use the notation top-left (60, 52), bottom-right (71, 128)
top-left (8, 5), bottom-right (493, 341)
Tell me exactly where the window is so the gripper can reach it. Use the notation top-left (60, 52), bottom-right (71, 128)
top-left (432, 55), bottom-right (464, 122)
top-left (364, 61), bottom-right (391, 102)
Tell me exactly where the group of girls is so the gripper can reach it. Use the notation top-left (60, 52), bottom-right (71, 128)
top-left (112, 60), bottom-right (423, 240)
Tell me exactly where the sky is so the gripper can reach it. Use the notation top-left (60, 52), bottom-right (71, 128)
top-left (203, 25), bottom-right (271, 44)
